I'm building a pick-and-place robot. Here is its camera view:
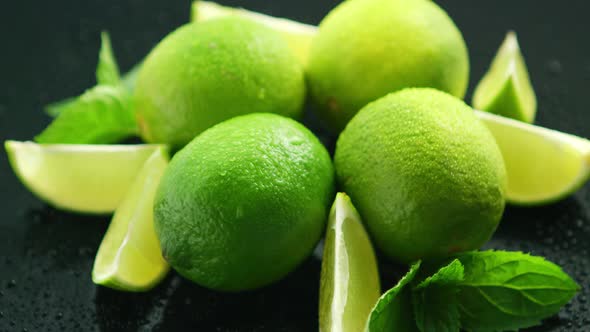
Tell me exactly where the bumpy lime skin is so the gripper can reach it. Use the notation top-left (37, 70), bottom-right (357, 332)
top-left (307, 0), bottom-right (469, 132)
top-left (135, 17), bottom-right (305, 149)
top-left (154, 113), bottom-right (335, 291)
top-left (335, 88), bottom-right (506, 263)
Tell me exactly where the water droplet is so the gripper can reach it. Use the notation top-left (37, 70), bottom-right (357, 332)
top-left (56, 312), bottom-right (63, 320)
top-left (546, 59), bottom-right (562, 76)
top-left (7, 279), bottom-right (17, 288)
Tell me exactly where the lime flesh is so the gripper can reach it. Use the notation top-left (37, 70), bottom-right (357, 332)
top-left (4, 141), bottom-right (165, 214)
top-left (475, 110), bottom-right (590, 205)
top-left (92, 147), bottom-right (170, 291)
top-left (319, 193), bottom-right (381, 332)
top-left (191, 1), bottom-right (317, 64)
top-left (473, 31), bottom-right (537, 123)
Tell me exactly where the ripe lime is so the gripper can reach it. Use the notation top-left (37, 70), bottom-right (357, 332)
top-left (135, 17), bottom-right (305, 148)
top-left (335, 88), bottom-right (506, 263)
top-left (308, 0), bottom-right (469, 132)
top-left (154, 113), bottom-right (334, 291)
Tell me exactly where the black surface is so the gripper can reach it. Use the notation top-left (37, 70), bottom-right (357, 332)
top-left (1, 1), bottom-right (590, 331)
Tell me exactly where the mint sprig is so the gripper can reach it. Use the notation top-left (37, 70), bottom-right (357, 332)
top-left (45, 31), bottom-right (123, 118)
top-left (412, 259), bottom-right (463, 332)
top-left (365, 251), bottom-right (579, 332)
top-left (35, 86), bottom-right (137, 144)
top-left (37, 32), bottom-right (141, 144)
top-left (366, 261), bottom-right (421, 332)
top-left (96, 31), bottom-right (121, 86)
top-left (454, 250), bottom-right (580, 332)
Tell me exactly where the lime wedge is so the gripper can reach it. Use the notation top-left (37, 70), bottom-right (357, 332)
top-left (92, 147), bottom-right (170, 291)
top-left (319, 193), bottom-right (381, 332)
top-left (4, 141), bottom-right (166, 214)
top-left (473, 31), bottom-right (537, 123)
top-left (191, 1), bottom-right (317, 64)
top-left (475, 110), bottom-right (590, 205)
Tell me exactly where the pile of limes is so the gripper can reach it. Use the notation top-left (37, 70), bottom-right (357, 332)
top-left (5, 0), bottom-right (588, 330)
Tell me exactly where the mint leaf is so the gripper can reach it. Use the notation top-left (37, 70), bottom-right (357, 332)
top-left (45, 97), bottom-right (77, 117)
top-left (96, 31), bottom-right (121, 86)
top-left (44, 32), bottom-right (127, 118)
top-left (414, 259), bottom-right (464, 290)
top-left (366, 261), bottom-right (421, 332)
top-left (35, 85), bottom-right (137, 144)
top-left (412, 259), bottom-right (463, 332)
top-left (454, 250), bottom-right (580, 332)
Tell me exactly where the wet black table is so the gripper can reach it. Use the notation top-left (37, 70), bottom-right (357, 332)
top-left (1, 1), bottom-right (589, 331)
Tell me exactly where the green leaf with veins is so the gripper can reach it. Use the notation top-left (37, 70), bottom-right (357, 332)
top-left (44, 96), bottom-right (77, 117)
top-left (35, 85), bottom-right (137, 144)
top-left (96, 31), bottom-right (121, 86)
top-left (365, 261), bottom-right (421, 332)
top-left (454, 250), bottom-right (580, 332)
top-left (412, 259), bottom-right (464, 332)
top-left (45, 31), bottom-right (127, 118)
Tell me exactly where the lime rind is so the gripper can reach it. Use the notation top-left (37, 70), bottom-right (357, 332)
top-left (319, 193), bottom-right (381, 332)
top-left (92, 147), bottom-right (170, 292)
top-left (4, 141), bottom-right (166, 214)
top-left (191, 1), bottom-right (317, 64)
top-left (475, 110), bottom-right (590, 205)
top-left (473, 31), bottom-right (537, 123)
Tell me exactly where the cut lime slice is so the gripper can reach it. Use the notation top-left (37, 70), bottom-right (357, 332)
top-left (473, 31), bottom-right (537, 123)
top-left (475, 110), bottom-right (590, 205)
top-left (319, 193), bottom-right (381, 332)
top-left (92, 147), bottom-right (170, 291)
top-left (191, 1), bottom-right (317, 64)
top-left (4, 141), bottom-right (165, 214)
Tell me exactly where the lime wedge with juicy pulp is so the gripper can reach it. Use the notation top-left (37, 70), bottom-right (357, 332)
top-left (4, 141), bottom-right (166, 214)
top-left (191, 0), bottom-right (317, 64)
top-left (319, 193), bottom-right (381, 332)
top-left (475, 110), bottom-right (590, 205)
top-left (473, 31), bottom-right (537, 123)
top-left (92, 147), bottom-right (170, 291)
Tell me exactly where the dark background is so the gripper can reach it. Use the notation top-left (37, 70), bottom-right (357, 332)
top-left (1, 1), bottom-right (590, 331)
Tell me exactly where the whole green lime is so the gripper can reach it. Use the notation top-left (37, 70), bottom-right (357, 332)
top-left (335, 88), bottom-right (506, 263)
top-left (154, 113), bottom-right (334, 291)
top-left (134, 17), bottom-right (305, 149)
top-left (308, 0), bottom-right (469, 132)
